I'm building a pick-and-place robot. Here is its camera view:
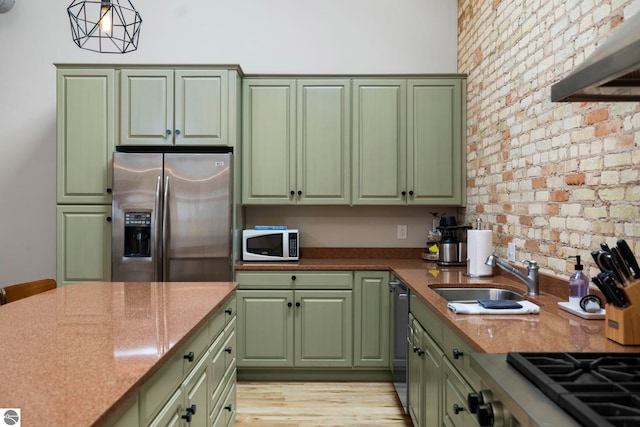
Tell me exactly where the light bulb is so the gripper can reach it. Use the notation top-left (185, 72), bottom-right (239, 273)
top-left (99, 2), bottom-right (112, 35)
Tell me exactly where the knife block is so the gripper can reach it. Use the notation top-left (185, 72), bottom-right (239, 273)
top-left (605, 279), bottom-right (640, 345)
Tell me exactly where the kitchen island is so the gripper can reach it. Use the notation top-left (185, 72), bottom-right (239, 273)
top-left (0, 281), bottom-right (237, 427)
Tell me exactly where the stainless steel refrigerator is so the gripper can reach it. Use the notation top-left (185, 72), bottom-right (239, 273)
top-left (112, 151), bottom-right (232, 282)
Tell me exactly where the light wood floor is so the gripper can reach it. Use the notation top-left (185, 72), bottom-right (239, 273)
top-left (235, 381), bottom-right (412, 426)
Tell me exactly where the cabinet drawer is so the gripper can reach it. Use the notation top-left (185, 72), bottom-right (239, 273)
top-left (210, 371), bottom-right (237, 427)
top-left (236, 271), bottom-right (353, 289)
top-left (140, 350), bottom-right (184, 424)
top-left (442, 325), bottom-right (481, 390)
top-left (442, 358), bottom-right (478, 427)
top-left (410, 292), bottom-right (443, 344)
top-left (182, 319), bottom-right (211, 373)
top-left (209, 294), bottom-right (236, 341)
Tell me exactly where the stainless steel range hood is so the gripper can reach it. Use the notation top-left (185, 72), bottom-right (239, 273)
top-left (551, 11), bottom-right (640, 102)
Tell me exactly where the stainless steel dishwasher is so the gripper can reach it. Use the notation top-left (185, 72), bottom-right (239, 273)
top-left (389, 276), bottom-right (409, 413)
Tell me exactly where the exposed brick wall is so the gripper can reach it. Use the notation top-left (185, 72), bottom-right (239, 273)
top-left (458, 0), bottom-right (640, 278)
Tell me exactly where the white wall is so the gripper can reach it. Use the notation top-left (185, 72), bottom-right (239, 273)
top-left (0, 0), bottom-right (457, 285)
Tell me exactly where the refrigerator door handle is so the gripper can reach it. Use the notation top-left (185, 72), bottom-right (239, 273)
top-left (154, 176), bottom-right (162, 282)
top-left (162, 175), bottom-right (170, 281)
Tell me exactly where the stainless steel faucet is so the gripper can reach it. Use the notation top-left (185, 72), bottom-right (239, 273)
top-left (485, 254), bottom-right (539, 296)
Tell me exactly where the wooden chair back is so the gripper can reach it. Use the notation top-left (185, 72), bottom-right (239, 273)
top-left (0, 278), bottom-right (57, 305)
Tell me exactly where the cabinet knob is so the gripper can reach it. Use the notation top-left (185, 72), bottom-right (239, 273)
top-left (417, 348), bottom-right (425, 356)
top-left (453, 404), bottom-right (465, 414)
top-left (106, 216), bottom-right (112, 222)
top-left (295, 302), bottom-right (301, 307)
top-left (224, 404), bottom-right (233, 412)
top-left (224, 346), bottom-right (233, 354)
top-left (181, 404), bottom-right (196, 422)
top-left (401, 191), bottom-right (407, 196)
top-left (106, 188), bottom-right (112, 193)
top-left (166, 129), bottom-right (172, 135)
top-left (225, 308), bottom-right (233, 315)
top-left (297, 190), bottom-right (302, 195)
top-left (290, 190), bottom-right (295, 196)
top-left (288, 302), bottom-right (293, 307)
top-left (453, 349), bottom-right (464, 359)
top-left (184, 351), bottom-right (195, 362)
top-left (175, 129), bottom-right (181, 135)
top-left (409, 190), bottom-right (414, 196)
top-left (291, 275), bottom-right (296, 281)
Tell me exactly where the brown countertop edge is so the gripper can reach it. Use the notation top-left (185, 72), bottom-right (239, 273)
top-left (236, 248), bottom-right (640, 353)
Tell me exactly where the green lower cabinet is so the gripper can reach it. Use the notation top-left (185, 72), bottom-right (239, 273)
top-left (408, 313), bottom-right (445, 427)
top-left (295, 290), bottom-right (352, 367)
top-left (353, 271), bottom-right (390, 367)
top-left (236, 290), bottom-right (294, 367)
top-left (442, 359), bottom-right (477, 427)
top-left (56, 205), bottom-right (112, 285)
top-left (236, 289), bottom-right (352, 368)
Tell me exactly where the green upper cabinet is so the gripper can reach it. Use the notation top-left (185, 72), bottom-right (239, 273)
top-left (352, 80), bottom-right (407, 205)
top-left (242, 79), bottom-right (351, 205)
top-left (120, 69), bottom-right (230, 146)
top-left (56, 68), bottom-right (115, 205)
top-left (353, 77), bottom-right (465, 206)
top-left (407, 79), bottom-right (464, 205)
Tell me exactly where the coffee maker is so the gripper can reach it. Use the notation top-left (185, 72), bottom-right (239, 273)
top-left (437, 217), bottom-right (471, 266)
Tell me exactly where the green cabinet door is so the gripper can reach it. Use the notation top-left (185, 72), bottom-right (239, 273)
top-left (242, 78), bottom-right (351, 205)
top-left (353, 271), bottom-right (390, 367)
top-left (242, 79), bottom-right (296, 204)
top-left (174, 70), bottom-right (229, 146)
top-left (120, 69), bottom-right (174, 146)
top-left (56, 68), bottom-right (115, 204)
top-left (296, 80), bottom-right (351, 205)
top-left (120, 69), bottom-right (230, 146)
top-left (294, 290), bottom-right (352, 367)
top-left (56, 205), bottom-right (111, 285)
top-left (422, 327), bottom-right (443, 427)
top-left (236, 290), bottom-right (294, 367)
top-left (352, 80), bottom-right (407, 205)
top-left (353, 77), bottom-right (465, 206)
top-left (408, 79), bottom-right (464, 205)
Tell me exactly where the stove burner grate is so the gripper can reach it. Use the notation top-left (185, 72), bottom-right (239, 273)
top-left (507, 352), bottom-right (640, 427)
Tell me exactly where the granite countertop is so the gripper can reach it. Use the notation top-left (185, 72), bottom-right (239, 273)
top-left (237, 256), bottom-right (640, 353)
top-left (0, 281), bottom-right (237, 427)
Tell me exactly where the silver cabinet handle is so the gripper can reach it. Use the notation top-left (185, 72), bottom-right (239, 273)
top-left (154, 176), bottom-right (162, 282)
top-left (162, 175), bottom-right (170, 281)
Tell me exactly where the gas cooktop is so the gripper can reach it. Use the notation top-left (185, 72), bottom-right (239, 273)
top-left (507, 352), bottom-right (640, 427)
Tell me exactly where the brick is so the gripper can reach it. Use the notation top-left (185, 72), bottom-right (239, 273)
top-left (532, 177), bottom-right (547, 188)
top-left (585, 108), bottom-right (609, 125)
top-left (550, 190), bottom-right (569, 202)
top-left (565, 173), bottom-right (585, 185)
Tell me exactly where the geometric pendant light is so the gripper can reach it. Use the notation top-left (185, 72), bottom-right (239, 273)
top-left (67, 0), bottom-right (142, 54)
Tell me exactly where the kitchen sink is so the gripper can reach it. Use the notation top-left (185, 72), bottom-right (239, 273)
top-left (432, 287), bottom-right (524, 303)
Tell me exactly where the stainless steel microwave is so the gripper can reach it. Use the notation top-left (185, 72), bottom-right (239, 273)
top-left (242, 229), bottom-right (299, 261)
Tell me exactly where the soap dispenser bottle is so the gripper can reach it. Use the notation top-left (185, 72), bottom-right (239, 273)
top-left (569, 255), bottom-right (589, 309)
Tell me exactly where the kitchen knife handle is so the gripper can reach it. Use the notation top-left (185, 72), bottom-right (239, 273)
top-left (610, 247), bottom-right (632, 284)
top-left (617, 239), bottom-right (640, 279)
top-left (592, 276), bottom-right (612, 304)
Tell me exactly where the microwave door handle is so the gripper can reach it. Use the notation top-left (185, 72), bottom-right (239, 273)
top-left (154, 176), bottom-right (162, 282)
top-left (162, 175), bottom-right (170, 281)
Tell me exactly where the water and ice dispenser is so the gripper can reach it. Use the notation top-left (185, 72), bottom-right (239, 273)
top-left (123, 212), bottom-right (151, 257)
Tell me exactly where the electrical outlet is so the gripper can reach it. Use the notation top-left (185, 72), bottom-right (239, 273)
top-left (397, 225), bottom-right (407, 240)
top-left (508, 242), bottom-right (516, 262)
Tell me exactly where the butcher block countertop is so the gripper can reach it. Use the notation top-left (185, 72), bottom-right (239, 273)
top-left (0, 281), bottom-right (237, 427)
top-left (237, 250), bottom-right (640, 353)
